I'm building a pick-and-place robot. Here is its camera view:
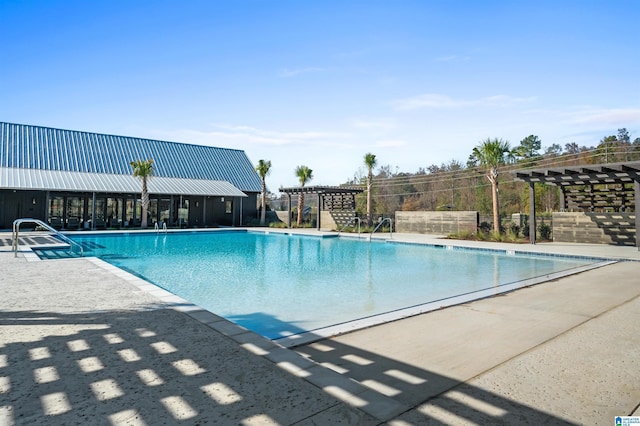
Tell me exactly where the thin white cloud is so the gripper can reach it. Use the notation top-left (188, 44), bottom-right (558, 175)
top-left (277, 67), bottom-right (327, 78)
top-left (375, 139), bottom-right (407, 148)
top-left (352, 117), bottom-right (397, 130)
top-left (571, 108), bottom-right (640, 125)
top-left (162, 124), bottom-right (351, 148)
top-left (391, 93), bottom-right (537, 111)
top-left (434, 55), bottom-right (471, 62)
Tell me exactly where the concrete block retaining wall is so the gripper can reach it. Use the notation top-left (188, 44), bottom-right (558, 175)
top-left (275, 211), bottom-right (290, 223)
top-left (552, 212), bottom-right (636, 246)
top-left (395, 211), bottom-right (479, 235)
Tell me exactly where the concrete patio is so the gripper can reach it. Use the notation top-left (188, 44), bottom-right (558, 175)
top-left (1, 230), bottom-right (639, 425)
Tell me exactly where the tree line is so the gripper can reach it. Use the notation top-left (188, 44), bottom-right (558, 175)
top-left (258, 128), bottom-right (639, 229)
top-left (350, 128), bottom-right (640, 227)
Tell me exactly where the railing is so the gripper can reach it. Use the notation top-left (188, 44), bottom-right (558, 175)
top-left (12, 218), bottom-right (84, 258)
top-left (369, 218), bottom-right (393, 241)
top-left (338, 217), bottom-right (361, 238)
top-left (155, 222), bottom-right (168, 233)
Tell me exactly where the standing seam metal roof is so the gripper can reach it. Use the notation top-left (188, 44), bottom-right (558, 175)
top-left (0, 122), bottom-right (262, 193)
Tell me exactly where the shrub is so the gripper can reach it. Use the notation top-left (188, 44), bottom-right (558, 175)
top-left (452, 229), bottom-right (477, 240)
top-left (269, 221), bottom-right (288, 228)
top-left (479, 221), bottom-right (492, 233)
top-left (538, 222), bottom-right (552, 240)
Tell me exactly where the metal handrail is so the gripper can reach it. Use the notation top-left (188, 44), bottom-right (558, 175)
top-left (338, 217), bottom-right (361, 238)
top-left (155, 221), bottom-right (168, 233)
top-left (369, 218), bottom-right (393, 241)
top-left (12, 218), bottom-right (84, 258)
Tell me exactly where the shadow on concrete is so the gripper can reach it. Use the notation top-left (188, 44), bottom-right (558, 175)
top-left (0, 308), bottom-right (370, 425)
top-left (230, 312), bottom-right (579, 425)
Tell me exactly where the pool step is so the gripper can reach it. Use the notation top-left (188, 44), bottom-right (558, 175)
top-left (33, 247), bottom-right (83, 259)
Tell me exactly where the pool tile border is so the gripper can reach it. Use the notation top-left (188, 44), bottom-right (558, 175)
top-left (385, 240), bottom-right (617, 262)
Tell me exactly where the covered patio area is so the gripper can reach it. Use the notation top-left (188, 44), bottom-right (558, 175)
top-left (278, 186), bottom-right (364, 230)
top-left (515, 161), bottom-right (640, 249)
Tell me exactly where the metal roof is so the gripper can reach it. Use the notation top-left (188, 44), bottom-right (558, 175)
top-left (0, 122), bottom-right (262, 193)
top-left (0, 167), bottom-right (247, 197)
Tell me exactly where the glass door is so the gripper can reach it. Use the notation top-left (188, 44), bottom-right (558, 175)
top-left (48, 196), bottom-right (64, 229)
top-left (66, 197), bottom-right (84, 229)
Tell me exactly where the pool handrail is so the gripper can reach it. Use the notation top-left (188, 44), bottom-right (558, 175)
top-left (337, 217), bottom-right (361, 238)
top-left (154, 221), bottom-right (168, 233)
top-left (12, 218), bottom-right (84, 258)
top-left (369, 217), bottom-right (393, 241)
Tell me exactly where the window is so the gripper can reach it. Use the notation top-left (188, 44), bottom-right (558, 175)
top-left (49, 196), bottom-right (64, 219)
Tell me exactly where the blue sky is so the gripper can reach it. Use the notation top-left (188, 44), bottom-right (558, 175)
top-left (1, 1), bottom-right (639, 190)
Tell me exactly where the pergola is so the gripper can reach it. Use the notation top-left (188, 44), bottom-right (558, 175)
top-left (278, 186), bottom-right (364, 230)
top-left (514, 161), bottom-right (640, 249)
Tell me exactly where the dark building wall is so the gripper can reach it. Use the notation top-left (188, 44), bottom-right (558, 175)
top-left (242, 193), bottom-right (258, 225)
top-left (0, 190), bottom-right (47, 229)
top-left (1, 190), bottom-right (259, 230)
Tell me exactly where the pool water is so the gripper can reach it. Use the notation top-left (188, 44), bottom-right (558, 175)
top-left (51, 231), bottom-right (597, 341)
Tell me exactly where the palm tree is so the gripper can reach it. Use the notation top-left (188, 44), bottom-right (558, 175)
top-left (130, 159), bottom-right (154, 228)
top-left (255, 159), bottom-right (272, 225)
top-left (471, 138), bottom-right (511, 234)
top-left (364, 153), bottom-right (377, 226)
top-left (294, 165), bottom-right (313, 226)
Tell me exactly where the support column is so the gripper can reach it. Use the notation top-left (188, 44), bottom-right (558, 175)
top-left (202, 197), bottom-right (207, 227)
top-left (316, 192), bottom-right (322, 231)
top-left (529, 182), bottom-right (536, 244)
top-left (287, 194), bottom-right (291, 228)
top-left (169, 195), bottom-right (174, 227)
top-left (635, 180), bottom-right (640, 250)
top-left (559, 186), bottom-right (566, 212)
top-left (91, 192), bottom-right (96, 230)
top-left (45, 191), bottom-right (50, 223)
top-left (200, 195), bottom-right (207, 228)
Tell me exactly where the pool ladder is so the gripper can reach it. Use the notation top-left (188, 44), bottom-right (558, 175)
top-left (338, 217), bottom-right (361, 238)
top-left (155, 222), bottom-right (168, 233)
top-left (369, 218), bottom-right (393, 241)
top-left (12, 218), bottom-right (84, 258)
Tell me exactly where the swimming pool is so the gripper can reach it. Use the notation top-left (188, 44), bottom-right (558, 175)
top-left (43, 230), bottom-right (605, 344)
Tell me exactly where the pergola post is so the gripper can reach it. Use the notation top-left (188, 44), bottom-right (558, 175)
top-left (529, 181), bottom-right (536, 244)
top-left (316, 192), bottom-right (322, 231)
top-left (635, 180), bottom-right (640, 250)
top-left (286, 193), bottom-right (291, 228)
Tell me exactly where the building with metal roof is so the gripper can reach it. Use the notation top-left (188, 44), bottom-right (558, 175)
top-left (0, 122), bottom-right (262, 229)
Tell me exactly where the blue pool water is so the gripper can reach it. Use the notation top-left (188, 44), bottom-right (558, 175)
top-left (51, 231), bottom-right (596, 340)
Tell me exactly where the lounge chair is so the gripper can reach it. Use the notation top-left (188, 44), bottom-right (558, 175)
top-left (67, 217), bottom-right (80, 230)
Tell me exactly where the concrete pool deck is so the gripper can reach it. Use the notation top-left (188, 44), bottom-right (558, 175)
top-left (1, 229), bottom-right (639, 424)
